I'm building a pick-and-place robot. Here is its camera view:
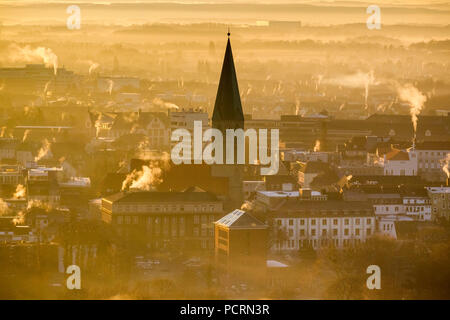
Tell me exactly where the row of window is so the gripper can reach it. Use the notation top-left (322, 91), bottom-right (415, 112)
top-left (115, 214), bottom-right (215, 225)
top-left (277, 238), bottom-right (365, 249)
top-left (288, 228), bottom-right (372, 237)
top-left (418, 151), bottom-right (448, 157)
top-left (114, 204), bottom-right (219, 213)
top-left (280, 217), bottom-right (373, 227)
top-left (375, 206), bottom-right (428, 213)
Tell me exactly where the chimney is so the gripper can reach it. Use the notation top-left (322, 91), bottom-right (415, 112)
top-left (299, 188), bottom-right (311, 200)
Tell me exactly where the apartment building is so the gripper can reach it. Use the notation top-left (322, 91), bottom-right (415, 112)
top-left (272, 200), bottom-right (376, 251)
top-left (101, 187), bottom-right (223, 251)
top-left (415, 142), bottom-right (450, 182)
top-left (426, 187), bottom-right (450, 220)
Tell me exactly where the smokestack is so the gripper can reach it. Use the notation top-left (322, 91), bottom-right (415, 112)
top-left (299, 188), bottom-right (311, 200)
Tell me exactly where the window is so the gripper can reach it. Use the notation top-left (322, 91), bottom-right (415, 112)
top-left (366, 218), bottom-right (371, 224)
top-left (194, 215), bottom-right (199, 224)
top-left (311, 229), bottom-right (316, 236)
top-left (333, 229), bottom-right (338, 236)
top-left (322, 219), bottom-right (327, 225)
top-left (125, 216), bottom-right (131, 224)
top-left (344, 229), bottom-right (349, 236)
top-left (300, 229), bottom-right (305, 237)
top-left (355, 218), bottom-right (360, 225)
top-left (344, 219), bottom-right (349, 225)
top-left (355, 229), bottom-right (360, 236)
top-left (117, 216), bottom-right (123, 224)
top-left (289, 229), bottom-right (293, 237)
top-left (311, 219), bottom-right (316, 226)
top-left (300, 219), bottom-right (305, 226)
top-left (322, 229), bottom-right (327, 236)
top-left (333, 219), bottom-right (338, 225)
top-left (289, 219), bottom-right (293, 226)
top-left (367, 228), bottom-right (371, 236)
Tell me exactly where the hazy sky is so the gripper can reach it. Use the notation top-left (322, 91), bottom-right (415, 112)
top-left (0, 0), bottom-right (448, 4)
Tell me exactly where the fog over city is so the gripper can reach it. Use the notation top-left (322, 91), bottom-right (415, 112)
top-left (0, 0), bottom-right (449, 301)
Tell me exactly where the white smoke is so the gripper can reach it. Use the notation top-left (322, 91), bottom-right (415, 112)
top-left (241, 201), bottom-right (254, 211)
top-left (108, 79), bottom-right (114, 95)
top-left (35, 139), bottom-right (52, 162)
top-left (0, 198), bottom-right (10, 216)
top-left (442, 153), bottom-right (450, 179)
top-left (22, 129), bottom-right (31, 142)
top-left (8, 44), bottom-right (58, 75)
top-left (87, 61), bottom-right (100, 75)
top-left (59, 157), bottom-right (77, 179)
top-left (122, 165), bottom-right (163, 191)
top-left (397, 84), bottom-right (427, 136)
top-left (13, 184), bottom-right (26, 199)
top-left (152, 97), bottom-right (179, 110)
top-left (324, 71), bottom-right (376, 108)
top-left (313, 140), bottom-right (321, 152)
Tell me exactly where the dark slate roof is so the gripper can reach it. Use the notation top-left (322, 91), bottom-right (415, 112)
top-left (299, 161), bottom-right (331, 174)
top-left (349, 175), bottom-right (425, 186)
top-left (215, 209), bottom-right (267, 229)
top-left (345, 136), bottom-right (367, 150)
top-left (328, 114), bottom-right (450, 141)
top-left (275, 199), bottom-right (374, 217)
top-left (415, 141), bottom-right (450, 150)
top-left (0, 138), bottom-right (18, 149)
top-left (103, 189), bottom-right (219, 203)
top-left (212, 37), bottom-right (244, 124)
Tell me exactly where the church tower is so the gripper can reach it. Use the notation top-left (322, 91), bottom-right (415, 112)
top-left (212, 32), bottom-right (244, 133)
top-left (211, 32), bottom-right (245, 210)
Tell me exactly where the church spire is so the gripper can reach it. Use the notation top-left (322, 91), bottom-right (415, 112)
top-left (212, 33), bottom-right (244, 133)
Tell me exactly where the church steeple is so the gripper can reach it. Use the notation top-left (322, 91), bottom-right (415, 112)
top-left (212, 33), bottom-right (244, 133)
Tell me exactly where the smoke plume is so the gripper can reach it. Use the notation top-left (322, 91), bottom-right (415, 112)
top-left (13, 184), bottom-right (26, 199)
top-left (22, 129), bottom-right (31, 142)
top-left (397, 84), bottom-right (427, 136)
top-left (35, 139), bottom-right (52, 162)
top-left (8, 44), bottom-right (58, 75)
top-left (314, 140), bottom-right (321, 152)
top-left (443, 153), bottom-right (450, 179)
top-left (122, 165), bottom-right (163, 191)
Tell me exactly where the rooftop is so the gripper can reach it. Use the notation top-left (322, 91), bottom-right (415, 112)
top-left (426, 187), bottom-right (450, 194)
top-left (385, 149), bottom-right (410, 161)
top-left (274, 199), bottom-right (374, 217)
top-left (103, 189), bottom-right (219, 203)
top-left (258, 190), bottom-right (322, 198)
top-left (215, 209), bottom-right (267, 229)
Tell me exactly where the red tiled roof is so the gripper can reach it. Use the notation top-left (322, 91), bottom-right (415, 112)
top-left (385, 149), bottom-right (409, 161)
